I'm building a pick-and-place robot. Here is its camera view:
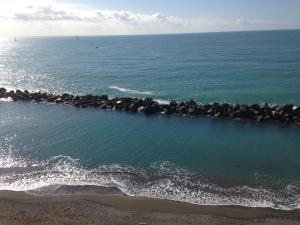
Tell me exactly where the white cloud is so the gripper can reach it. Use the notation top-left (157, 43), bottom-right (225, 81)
top-left (0, 0), bottom-right (294, 36)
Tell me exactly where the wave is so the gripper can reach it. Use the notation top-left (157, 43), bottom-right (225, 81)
top-left (0, 152), bottom-right (299, 210)
top-left (0, 97), bottom-right (13, 102)
top-left (154, 99), bottom-right (170, 104)
top-left (109, 86), bottom-right (154, 95)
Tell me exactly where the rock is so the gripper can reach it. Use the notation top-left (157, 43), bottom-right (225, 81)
top-left (238, 104), bottom-right (250, 117)
top-left (256, 115), bottom-right (265, 122)
top-left (100, 104), bottom-right (107, 109)
top-left (187, 106), bottom-right (196, 115)
top-left (251, 104), bottom-right (263, 113)
top-left (55, 98), bottom-right (63, 103)
top-left (1, 87), bottom-right (298, 124)
top-left (272, 111), bottom-right (281, 120)
top-left (163, 105), bottom-right (176, 115)
top-left (207, 109), bottom-right (214, 116)
top-left (0, 88), bottom-right (6, 98)
top-left (138, 106), bottom-right (145, 112)
top-left (144, 104), bottom-right (161, 115)
top-left (0, 87), bottom-right (7, 93)
top-left (176, 105), bottom-right (188, 115)
top-left (128, 103), bottom-right (139, 113)
top-left (282, 104), bottom-right (294, 113)
top-left (144, 98), bottom-right (153, 103)
top-left (170, 100), bottom-right (177, 107)
top-left (46, 95), bottom-right (56, 102)
top-left (203, 104), bottom-right (212, 112)
top-left (188, 106), bottom-right (203, 115)
top-left (14, 89), bottom-right (31, 101)
top-left (61, 93), bottom-right (73, 101)
top-left (214, 113), bottom-right (221, 117)
top-left (294, 107), bottom-right (300, 116)
top-left (99, 95), bottom-right (108, 101)
top-left (15, 90), bottom-right (23, 95)
top-left (187, 99), bottom-right (197, 106)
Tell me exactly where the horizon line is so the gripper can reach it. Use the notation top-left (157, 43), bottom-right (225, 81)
top-left (2, 28), bottom-right (300, 39)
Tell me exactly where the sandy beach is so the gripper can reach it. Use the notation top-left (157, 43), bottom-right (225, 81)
top-left (0, 190), bottom-right (299, 225)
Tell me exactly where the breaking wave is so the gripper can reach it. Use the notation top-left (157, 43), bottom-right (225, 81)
top-left (109, 86), bottom-right (154, 95)
top-left (0, 152), bottom-right (299, 210)
top-left (0, 97), bottom-right (13, 102)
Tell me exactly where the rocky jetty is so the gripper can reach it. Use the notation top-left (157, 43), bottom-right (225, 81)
top-left (1, 87), bottom-right (300, 124)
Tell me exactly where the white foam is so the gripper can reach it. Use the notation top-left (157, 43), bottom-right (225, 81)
top-left (0, 154), bottom-right (299, 211)
top-left (109, 86), bottom-right (154, 95)
top-left (154, 99), bottom-right (170, 104)
top-left (0, 97), bottom-right (13, 102)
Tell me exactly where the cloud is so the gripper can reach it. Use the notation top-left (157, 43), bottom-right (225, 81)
top-left (13, 6), bottom-right (80, 21)
top-left (0, 0), bottom-right (293, 36)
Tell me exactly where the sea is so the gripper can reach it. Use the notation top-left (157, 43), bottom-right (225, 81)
top-left (0, 30), bottom-right (300, 210)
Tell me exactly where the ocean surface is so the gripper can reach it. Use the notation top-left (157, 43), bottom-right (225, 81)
top-left (0, 30), bottom-right (300, 210)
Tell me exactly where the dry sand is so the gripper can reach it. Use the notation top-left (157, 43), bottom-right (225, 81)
top-left (0, 190), bottom-right (299, 225)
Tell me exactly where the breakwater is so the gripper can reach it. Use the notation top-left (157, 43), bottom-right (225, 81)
top-left (1, 87), bottom-right (299, 124)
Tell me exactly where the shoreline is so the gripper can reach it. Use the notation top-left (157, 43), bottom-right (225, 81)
top-left (0, 190), bottom-right (299, 225)
top-left (0, 88), bottom-right (300, 125)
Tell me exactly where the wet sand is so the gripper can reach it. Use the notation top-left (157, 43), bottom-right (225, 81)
top-left (0, 190), bottom-right (299, 225)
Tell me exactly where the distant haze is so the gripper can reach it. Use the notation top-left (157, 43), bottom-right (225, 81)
top-left (0, 0), bottom-right (300, 36)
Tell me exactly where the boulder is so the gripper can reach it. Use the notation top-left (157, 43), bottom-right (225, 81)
top-left (138, 106), bottom-right (145, 112)
top-left (294, 106), bottom-right (300, 116)
top-left (99, 95), bottom-right (108, 101)
top-left (144, 104), bottom-right (161, 115)
top-left (1, 86), bottom-right (298, 124)
top-left (187, 99), bottom-right (197, 106)
top-left (128, 103), bottom-right (139, 112)
top-left (176, 105), bottom-right (188, 115)
top-left (0, 87), bottom-right (7, 94)
top-left (256, 115), bottom-right (265, 122)
top-left (282, 104), bottom-right (294, 113)
top-left (250, 104), bottom-right (263, 113)
top-left (55, 98), bottom-right (63, 103)
top-left (170, 100), bottom-right (177, 107)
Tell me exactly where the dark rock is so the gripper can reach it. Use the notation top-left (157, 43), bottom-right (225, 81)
top-left (138, 106), bottom-right (145, 112)
top-left (144, 98), bottom-right (153, 103)
top-left (187, 99), bottom-right (197, 106)
top-left (47, 95), bottom-right (58, 102)
top-left (170, 100), bottom-right (177, 107)
top-left (99, 95), bottom-right (108, 101)
top-left (251, 104), bottom-right (263, 113)
top-left (232, 104), bottom-right (240, 111)
top-left (0, 87), bottom-right (7, 93)
top-left (294, 107), bottom-right (300, 116)
top-left (100, 104), bottom-right (107, 109)
top-left (256, 116), bottom-right (265, 122)
top-left (176, 105), bottom-right (188, 115)
top-left (73, 96), bottom-right (81, 102)
top-left (128, 103), bottom-right (139, 113)
top-left (165, 108), bottom-right (174, 115)
top-left (282, 104), bottom-right (294, 113)
top-left (1, 87), bottom-right (298, 124)
top-left (144, 104), bottom-right (161, 115)
top-left (55, 98), bottom-right (63, 103)
top-left (61, 93), bottom-right (72, 101)
top-left (207, 109), bottom-right (214, 116)
top-left (272, 111), bottom-right (281, 120)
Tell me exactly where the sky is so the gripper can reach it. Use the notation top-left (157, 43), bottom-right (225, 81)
top-left (0, 0), bottom-right (299, 36)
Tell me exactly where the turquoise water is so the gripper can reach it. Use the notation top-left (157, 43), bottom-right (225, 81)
top-left (0, 30), bottom-right (300, 209)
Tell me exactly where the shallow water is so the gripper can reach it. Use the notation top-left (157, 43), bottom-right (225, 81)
top-left (0, 30), bottom-right (300, 209)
